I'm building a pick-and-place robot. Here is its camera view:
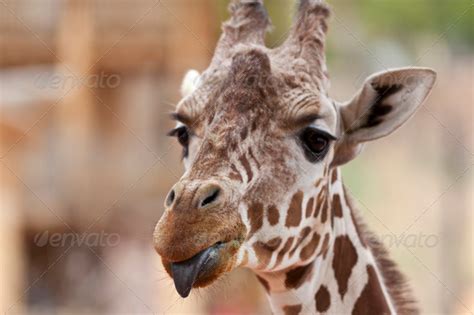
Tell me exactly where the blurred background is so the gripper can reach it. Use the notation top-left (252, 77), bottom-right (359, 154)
top-left (0, 0), bottom-right (472, 314)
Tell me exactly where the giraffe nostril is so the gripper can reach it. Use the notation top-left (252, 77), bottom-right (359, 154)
top-left (199, 188), bottom-right (220, 208)
top-left (166, 189), bottom-right (176, 207)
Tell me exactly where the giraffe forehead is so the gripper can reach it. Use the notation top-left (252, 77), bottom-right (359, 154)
top-left (177, 48), bottom-right (335, 132)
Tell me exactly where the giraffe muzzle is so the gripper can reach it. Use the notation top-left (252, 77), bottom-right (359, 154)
top-left (170, 242), bottom-right (223, 298)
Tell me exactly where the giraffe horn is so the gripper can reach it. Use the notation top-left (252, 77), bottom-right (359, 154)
top-left (278, 0), bottom-right (331, 83)
top-left (210, 0), bottom-right (271, 66)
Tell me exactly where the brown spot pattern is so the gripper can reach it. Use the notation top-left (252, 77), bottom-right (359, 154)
top-left (285, 263), bottom-right (313, 289)
top-left (276, 236), bottom-right (294, 266)
top-left (314, 192), bottom-right (325, 219)
top-left (300, 232), bottom-right (321, 261)
top-left (305, 197), bottom-right (314, 218)
top-left (240, 128), bottom-right (248, 140)
top-left (332, 235), bottom-right (358, 299)
top-left (289, 226), bottom-right (311, 257)
top-left (320, 233), bottom-right (330, 259)
top-left (239, 154), bottom-right (253, 182)
top-left (315, 285), bottom-right (331, 313)
top-left (267, 204), bottom-right (280, 226)
top-left (248, 202), bottom-right (264, 238)
top-left (352, 265), bottom-right (391, 315)
top-left (253, 237), bottom-right (282, 266)
top-left (332, 194), bottom-right (343, 217)
top-left (285, 191), bottom-right (304, 227)
top-left (283, 304), bottom-right (302, 315)
top-left (250, 119), bottom-right (258, 132)
top-left (253, 238), bottom-right (282, 268)
top-left (264, 237), bottom-right (283, 251)
top-left (321, 197), bottom-right (328, 223)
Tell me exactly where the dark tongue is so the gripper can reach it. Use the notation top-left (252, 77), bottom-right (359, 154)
top-left (170, 246), bottom-right (216, 298)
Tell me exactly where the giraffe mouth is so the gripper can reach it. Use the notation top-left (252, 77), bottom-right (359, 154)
top-left (170, 242), bottom-right (225, 298)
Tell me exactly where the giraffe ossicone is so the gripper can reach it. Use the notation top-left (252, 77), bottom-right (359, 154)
top-left (153, 0), bottom-right (435, 314)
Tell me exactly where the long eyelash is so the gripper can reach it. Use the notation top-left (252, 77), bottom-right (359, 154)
top-left (167, 125), bottom-right (189, 137)
top-left (170, 112), bottom-right (192, 125)
top-left (315, 129), bottom-right (338, 141)
top-left (167, 127), bottom-right (180, 137)
top-left (300, 127), bottom-right (338, 142)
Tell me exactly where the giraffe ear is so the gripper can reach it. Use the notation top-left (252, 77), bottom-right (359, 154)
top-left (332, 67), bottom-right (436, 166)
top-left (180, 69), bottom-right (200, 98)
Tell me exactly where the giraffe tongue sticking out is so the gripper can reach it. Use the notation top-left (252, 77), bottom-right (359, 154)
top-left (170, 244), bottom-right (221, 298)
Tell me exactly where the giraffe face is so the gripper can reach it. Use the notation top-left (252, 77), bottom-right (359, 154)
top-left (153, 1), bottom-right (436, 299)
top-left (153, 49), bottom-right (340, 295)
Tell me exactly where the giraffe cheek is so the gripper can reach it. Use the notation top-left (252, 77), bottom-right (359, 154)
top-left (252, 237), bottom-right (283, 270)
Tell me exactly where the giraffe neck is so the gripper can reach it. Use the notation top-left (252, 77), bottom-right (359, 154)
top-left (256, 168), bottom-right (399, 315)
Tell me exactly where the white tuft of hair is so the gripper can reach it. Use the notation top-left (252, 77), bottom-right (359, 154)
top-left (180, 69), bottom-right (200, 97)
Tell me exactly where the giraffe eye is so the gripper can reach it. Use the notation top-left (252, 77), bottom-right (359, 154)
top-left (168, 126), bottom-right (190, 157)
top-left (299, 127), bottom-right (333, 162)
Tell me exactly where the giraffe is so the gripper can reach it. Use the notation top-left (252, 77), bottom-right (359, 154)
top-left (153, 1), bottom-right (436, 314)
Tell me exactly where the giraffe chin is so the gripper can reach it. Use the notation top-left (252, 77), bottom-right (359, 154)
top-left (163, 240), bottom-right (240, 298)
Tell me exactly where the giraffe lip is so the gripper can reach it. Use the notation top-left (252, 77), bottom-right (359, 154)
top-left (170, 242), bottom-right (223, 298)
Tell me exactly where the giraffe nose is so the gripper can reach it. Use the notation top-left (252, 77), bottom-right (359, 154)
top-left (164, 182), bottom-right (182, 207)
top-left (164, 181), bottom-right (224, 210)
top-left (196, 183), bottom-right (221, 208)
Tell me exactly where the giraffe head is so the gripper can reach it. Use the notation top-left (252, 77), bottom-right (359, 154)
top-left (153, 0), bottom-right (435, 298)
